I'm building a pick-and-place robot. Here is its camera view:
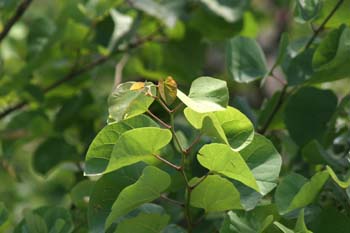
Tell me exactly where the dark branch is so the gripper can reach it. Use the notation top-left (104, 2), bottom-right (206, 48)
top-left (259, 0), bottom-right (345, 134)
top-left (304, 0), bottom-right (345, 50)
top-left (258, 86), bottom-right (287, 134)
top-left (0, 31), bottom-right (161, 119)
top-left (0, 0), bottom-right (33, 43)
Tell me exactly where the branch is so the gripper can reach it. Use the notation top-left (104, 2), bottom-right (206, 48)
top-left (0, 0), bottom-right (33, 43)
top-left (258, 85), bottom-right (287, 134)
top-left (0, 30), bottom-right (161, 119)
top-left (160, 194), bottom-right (184, 207)
top-left (259, 0), bottom-right (345, 134)
top-left (153, 154), bottom-right (181, 171)
top-left (304, 0), bottom-right (345, 50)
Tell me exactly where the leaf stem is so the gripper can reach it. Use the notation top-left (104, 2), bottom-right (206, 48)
top-left (153, 154), bottom-right (181, 171)
top-left (184, 134), bottom-right (202, 154)
top-left (185, 189), bottom-right (193, 233)
top-left (258, 85), bottom-right (287, 134)
top-left (304, 0), bottom-right (345, 50)
top-left (0, 0), bottom-right (33, 43)
top-left (160, 194), bottom-right (184, 207)
top-left (146, 110), bottom-right (171, 129)
top-left (189, 173), bottom-right (209, 190)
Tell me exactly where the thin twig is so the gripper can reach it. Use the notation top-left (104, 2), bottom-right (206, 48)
top-left (160, 194), bottom-right (184, 207)
top-left (0, 0), bottom-right (33, 43)
top-left (259, 0), bottom-right (345, 134)
top-left (0, 30), bottom-right (161, 119)
top-left (271, 73), bottom-right (287, 86)
top-left (189, 173), bottom-right (209, 190)
top-left (146, 110), bottom-right (171, 129)
top-left (258, 85), bottom-right (287, 134)
top-left (153, 154), bottom-right (181, 171)
top-left (114, 54), bottom-right (129, 86)
top-left (185, 134), bottom-right (202, 154)
top-left (304, 0), bottom-right (345, 50)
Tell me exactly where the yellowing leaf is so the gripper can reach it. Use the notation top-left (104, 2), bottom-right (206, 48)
top-left (158, 76), bottom-right (177, 105)
top-left (130, 82), bottom-right (145, 91)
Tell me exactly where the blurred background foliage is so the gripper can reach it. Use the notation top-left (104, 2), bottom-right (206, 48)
top-left (0, 0), bottom-right (349, 232)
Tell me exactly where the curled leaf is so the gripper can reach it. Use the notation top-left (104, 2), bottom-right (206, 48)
top-left (158, 76), bottom-right (177, 105)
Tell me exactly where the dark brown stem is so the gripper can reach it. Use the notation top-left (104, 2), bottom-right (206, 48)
top-left (258, 85), bottom-right (287, 134)
top-left (189, 173), bottom-right (209, 190)
top-left (153, 154), bottom-right (181, 171)
top-left (0, 0), bottom-right (33, 43)
top-left (259, 0), bottom-right (344, 134)
top-left (0, 30), bottom-right (161, 119)
top-left (304, 0), bottom-right (345, 50)
top-left (146, 110), bottom-right (171, 129)
top-left (185, 134), bottom-right (202, 154)
top-left (185, 189), bottom-right (193, 233)
top-left (271, 73), bottom-right (287, 86)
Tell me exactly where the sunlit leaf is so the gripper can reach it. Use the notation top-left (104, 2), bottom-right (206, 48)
top-left (198, 143), bottom-right (259, 192)
top-left (105, 127), bottom-right (172, 173)
top-left (190, 175), bottom-right (242, 212)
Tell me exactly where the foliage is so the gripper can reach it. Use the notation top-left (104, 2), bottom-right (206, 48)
top-left (1, 0), bottom-right (350, 233)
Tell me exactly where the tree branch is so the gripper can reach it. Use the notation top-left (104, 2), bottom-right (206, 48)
top-left (0, 0), bottom-right (33, 43)
top-left (259, 0), bottom-right (345, 134)
top-left (304, 0), bottom-right (345, 50)
top-left (0, 30), bottom-right (161, 119)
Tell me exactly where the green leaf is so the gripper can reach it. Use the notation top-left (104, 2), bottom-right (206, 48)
top-left (24, 212), bottom-right (48, 233)
top-left (105, 127), bottom-right (172, 173)
top-left (198, 0), bottom-right (248, 23)
top-left (114, 213), bottom-right (170, 233)
top-left (190, 5), bottom-right (243, 40)
top-left (294, 209), bottom-right (313, 233)
top-left (106, 166), bottom-right (171, 228)
top-left (107, 9), bottom-right (134, 51)
top-left (308, 26), bottom-right (350, 83)
top-left (0, 203), bottom-right (8, 227)
top-left (33, 137), bottom-right (78, 175)
top-left (88, 163), bottom-right (146, 233)
top-left (326, 165), bottom-right (350, 188)
top-left (129, 0), bottom-right (185, 27)
top-left (294, 0), bottom-right (321, 22)
top-left (275, 172), bottom-right (329, 214)
top-left (308, 207), bottom-right (350, 233)
top-left (81, 0), bottom-right (123, 18)
top-left (257, 91), bottom-right (283, 131)
top-left (214, 107), bottom-right (254, 150)
top-left (314, 0), bottom-right (350, 28)
top-left (301, 140), bottom-right (328, 164)
top-left (177, 77), bottom-right (229, 113)
top-left (274, 209), bottom-right (312, 233)
top-left (273, 222), bottom-right (294, 233)
top-left (274, 33), bottom-right (289, 69)
top-left (201, 115), bottom-right (229, 144)
top-left (198, 143), bottom-right (259, 192)
top-left (227, 36), bottom-right (268, 83)
top-left (108, 82), bottom-right (156, 123)
top-left (184, 106), bottom-right (254, 150)
top-left (70, 180), bottom-right (95, 209)
top-left (283, 49), bottom-right (314, 86)
top-left (162, 224), bottom-right (186, 233)
top-left (240, 134), bottom-right (282, 195)
top-left (14, 207), bottom-right (74, 233)
top-left (190, 175), bottom-right (242, 212)
top-left (220, 204), bottom-right (278, 233)
top-left (84, 115), bottom-right (158, 176)
top-left (284, 87), bottom-right (337, 146)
